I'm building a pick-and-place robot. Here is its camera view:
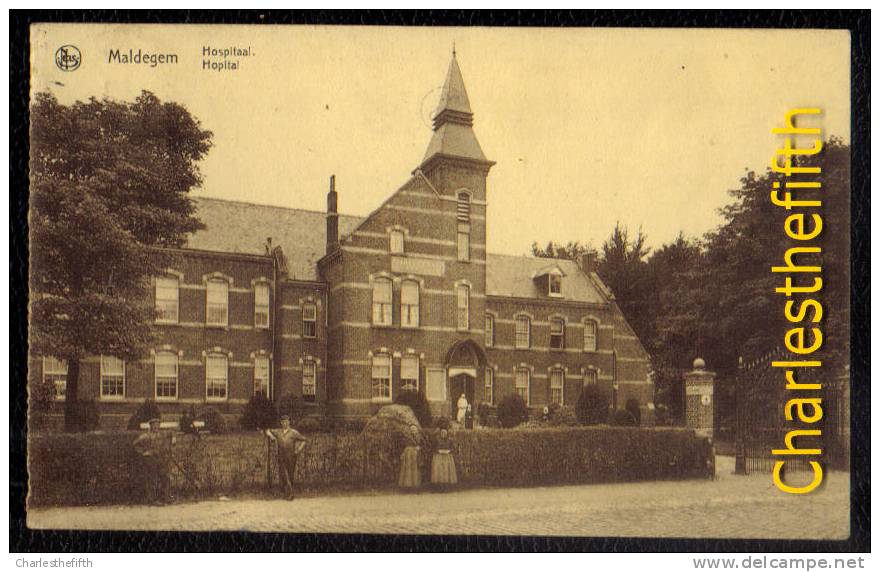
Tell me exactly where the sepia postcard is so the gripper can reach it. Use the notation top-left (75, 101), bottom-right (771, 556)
top-left (20, 21), bottom-right (861, 543)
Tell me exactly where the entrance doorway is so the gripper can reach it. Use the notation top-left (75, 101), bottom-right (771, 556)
top-left (449, 371), bottom-right (476, 427)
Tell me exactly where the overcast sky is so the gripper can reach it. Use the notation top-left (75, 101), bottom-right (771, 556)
top-left (32, 25), bottom-right (850, 255)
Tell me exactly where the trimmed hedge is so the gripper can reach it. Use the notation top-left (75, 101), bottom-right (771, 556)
top-left (29, 426), bottom-right (713, 507)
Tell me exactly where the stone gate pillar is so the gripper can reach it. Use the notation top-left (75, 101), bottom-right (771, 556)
top-left (684, 358), bottom-right (715, 438)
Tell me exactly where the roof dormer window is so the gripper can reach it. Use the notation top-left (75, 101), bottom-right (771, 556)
top-left (549, 273), bottom-right (562, 297)
top-left (532, 265), bottom-right (565, 298)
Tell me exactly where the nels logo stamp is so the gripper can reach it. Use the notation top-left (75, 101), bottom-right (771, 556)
top-left (54, 45), bottom-right (81, 71)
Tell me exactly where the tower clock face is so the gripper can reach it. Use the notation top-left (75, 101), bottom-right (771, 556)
top-left (701, 394), bottom-right (712, 406)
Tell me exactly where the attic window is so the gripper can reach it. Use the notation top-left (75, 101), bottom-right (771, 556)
top-left (549, 274), bottom-right (562, 297)
top-left (390, 230), bottom-right (404, 254)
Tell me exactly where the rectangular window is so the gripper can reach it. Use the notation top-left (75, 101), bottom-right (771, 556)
top-left (302, 362), bottom-right (316, 402)
top-left (372, 278), bottom-right (393, 326)
top-left (457, 192), bottom-right (471, 222)
top-left (515, 368), bottom-right (530, 406)
top-left (206, 354), bottom-right (228, 401)
top-left (457, 223), bottom-right (470, 262)
top-left (401, 281), bottom-right (420, 328)
top-left (484, 368), bottom-right (494, 405)
top-left (254, 283), bottom-right (270, 328)
top-left (303, 303), bottom-right (317, 338)
top-left (100, 355), bottom-right (125, 399)
top-left (254, 357), bottom-right (270, 398)
top-left (584, 320), bottom-right (598, 352)
top-left (515, 316), bottom-right (531, 349)
top-left (550, 369), bottom-right (564, 406)
top-left (371, 355), bottom-right (392, 401)
top-left (155, 352), bottom-right (178, 400)
top-left (155, 276), bottom-right (179, 323)
top-left (390, 230), bottom-right (405, 254)
top-left (457, 284), bottom-right (469, 330)
top-left (206, 279), bottom-right (228, 326)
top-left (485, 314), bottom-right (494, 347)
top-left (583, 369), bottom-right (597, 387)
top-left (42, 356), bottom-right (67, 401)
top-left (550, 318), bottom-right (565, 350)
top-left (549, 274), bottom-right (562, 297)
top-left (401, 355), bottom-right (419, 392)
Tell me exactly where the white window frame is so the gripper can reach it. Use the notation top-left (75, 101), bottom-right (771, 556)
top-left (371, 354), bottom-right (392, 401)
top-left (515, 315), bottom-right (531, 349)
top-left (302, 361), bottom-right (317, 401)
top-left (205, 353), bottom-right (228, 401)
top-left (583, 369), bottom-right (597, 387)
top-left (155, 276), bottom-right (179, 324)
top-left (42, 356), bottom-right (68, 401)
top-left (303, 302), bottom-right (317, 338)
top-left (254, 283), bottom-right (270, 329)
top-left (456, 284), bottom-right (470, 331)
top-left (400, 280), bottom-right (420, 328)
top-left (457, 223), bottom-right (470, 262)
top-left (100, 355), bottom-right (126, 400)
top-left (584, 319), bottom-right (598, 352)
top-left (390, 230), bottom-right (405, 254)
top-left (401, 355), bottom-right (419, 392)
top-left (206, 278), bottom-right (229, 327)
top-left (485, 314), bottom-right (494, 347)
top-left (550, 318), bottom-right (565, 350)
top-left (515, 368), bottom-right (530, 406)
top-left (372, 278), bottom-right (393, 326)
top-left (254, 356), bottom-right (270, 398)
top-left (154, 351), bottom-right (179, 401)
top-left (484, 368), bottom-right (494, 405)
top-left (550, 368), bottom-right (565, 406)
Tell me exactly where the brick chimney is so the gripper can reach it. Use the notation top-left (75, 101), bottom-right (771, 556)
top-left (579, 252), bottom-right (597, 274)
top-left (326, 175), bottom-right (339, 255)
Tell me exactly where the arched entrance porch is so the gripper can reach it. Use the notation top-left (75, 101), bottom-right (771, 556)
top-left (445, 339), bottom-right (488, 428)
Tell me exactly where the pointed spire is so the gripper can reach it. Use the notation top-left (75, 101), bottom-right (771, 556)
top-left (432, 52), bottom-right (474, 128)
top-left (419, 52), bottom-right (492, 170)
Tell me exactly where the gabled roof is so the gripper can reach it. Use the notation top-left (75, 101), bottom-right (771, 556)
top-left (185, 197), bottom-right (362, 281)
top-left (184, 198), bottom-right (610, 304)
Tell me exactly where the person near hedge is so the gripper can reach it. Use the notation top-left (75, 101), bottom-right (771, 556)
top-left (398, 424), bottom-right (422, 491)
top-left (265, 415), bottom-right (307, 500)
top-left (132, 417), bottom-right (175, 505)
top-left (430, 428), bottom-right (458, 489)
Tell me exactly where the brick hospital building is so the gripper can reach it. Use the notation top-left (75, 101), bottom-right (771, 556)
top-left (31, 55), bottom-right (654, 426)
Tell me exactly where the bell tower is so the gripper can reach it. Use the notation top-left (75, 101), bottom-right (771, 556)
top-left (417, 50), bottom-right (495, 201)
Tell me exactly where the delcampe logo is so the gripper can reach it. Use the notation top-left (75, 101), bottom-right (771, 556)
top-left (54, 45), bottom-right (81, 71)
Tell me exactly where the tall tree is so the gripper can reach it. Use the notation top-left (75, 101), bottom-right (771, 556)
top-left (30, 91), bottom-right (212, 430)
top-left (597, 222), bottom-right (652, 343)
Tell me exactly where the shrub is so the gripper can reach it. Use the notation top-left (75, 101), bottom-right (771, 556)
top-left (625, 398), bottom-right (642, 426)
top-left (179, 405), bottom-right (198, 435)
top-left (296, 416), bottom-right (324, 434)
top-left (576, 385), bottom-right (610, 425)
top-left (611, 409), bottom-right (637, 427)
top-left (240, 394), bottom-right (278, 430)
top-left (497, 394), bottom-right (529, 428)
top-left (547, 404), bottom-right (578, 427)
top-left (434, 416), bottom-right (452, 430)
top-left (393, 390), bottom-right (432, 427)
top-left (198, 407), bottom-right (228, 434)
top-left (64, 400), bottom-right (100, 432)
top-left (276, 394), bottom-right (307, 423)
top-left (127, 400), bottom-right (161, 430)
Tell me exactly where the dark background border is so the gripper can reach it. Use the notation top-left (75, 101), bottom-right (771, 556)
top-left (9, 9), bottom-right (870, 553)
